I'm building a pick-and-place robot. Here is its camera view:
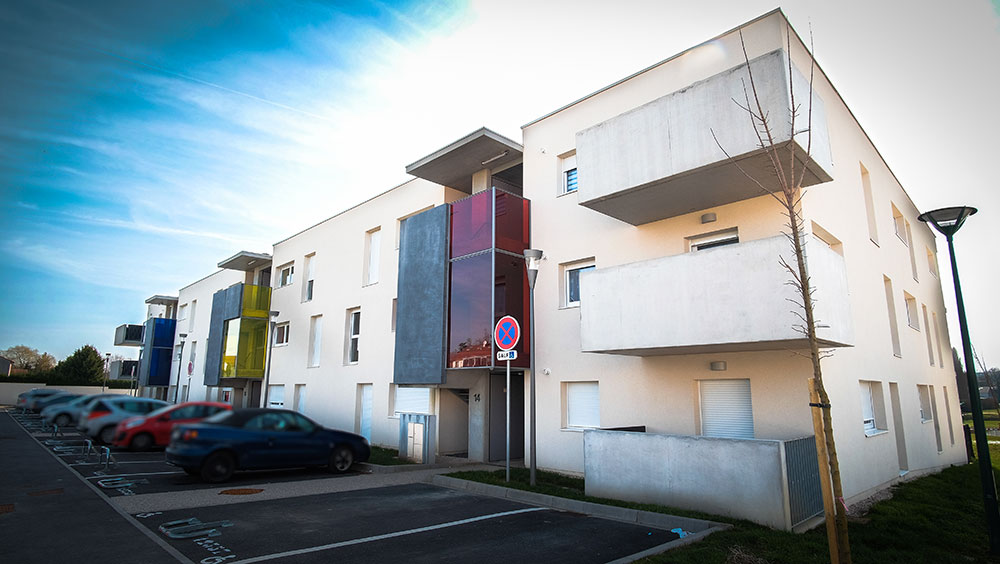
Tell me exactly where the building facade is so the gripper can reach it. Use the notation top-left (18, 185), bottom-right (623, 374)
top-left (116, 9), bottom-right (965, 530)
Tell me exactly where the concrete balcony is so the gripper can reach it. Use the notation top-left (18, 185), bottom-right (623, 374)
top-left (575, 49), bottom-right (833, 225)
top-left (580, 236), bottom-right (852, 355)
top-left (114, 324), bottom-right (145, 347)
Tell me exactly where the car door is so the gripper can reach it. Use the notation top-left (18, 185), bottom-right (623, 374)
top-left (240, 413), bottom-right (283, 468)
top-left (156, 405), bottom-right (199, 444)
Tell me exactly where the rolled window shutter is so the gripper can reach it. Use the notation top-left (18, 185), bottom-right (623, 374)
top-left (700, 379), bottom-right (754, 439)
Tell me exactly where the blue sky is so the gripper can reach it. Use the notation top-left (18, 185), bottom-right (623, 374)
top-left (1, 0), bottom-right (999, 364)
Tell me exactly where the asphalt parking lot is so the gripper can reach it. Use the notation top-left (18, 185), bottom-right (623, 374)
top-left (3, 409), bottom-right (703, 563)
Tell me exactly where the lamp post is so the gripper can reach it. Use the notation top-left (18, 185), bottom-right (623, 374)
top-left (918, 205), bottom-right (999, 553)
top-left (173, 333), bottom-right (187, 404)
top-left (524, 248), bottom-right (543, 486)
top-left (262, 310), bottom-right (280, 408)
top-left (103, 352), bottom-right (111, 393)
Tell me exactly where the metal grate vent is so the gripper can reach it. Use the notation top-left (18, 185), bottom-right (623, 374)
top-left (0, 504), bottom-right (14, 514)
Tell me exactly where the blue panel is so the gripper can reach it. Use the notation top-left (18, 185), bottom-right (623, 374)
top-left (147, 347), bottom-right (173, 387)
top-left (138, 318), bottom-right (155, 387)
top-left (223, 283), bottom-right (243, 320)
top-left (394, 205), bottom-right (449, 385)
top-left (152, 318), bottom-right (177, 348)
top-left (204, 288), bottom-right (227, 387)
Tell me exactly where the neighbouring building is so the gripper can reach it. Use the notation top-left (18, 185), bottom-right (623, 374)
top-left (118, 9), bottom-right (965, 531)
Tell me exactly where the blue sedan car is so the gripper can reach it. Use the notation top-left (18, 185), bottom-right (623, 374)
top-left (166, 408), bottom-right (370, 483)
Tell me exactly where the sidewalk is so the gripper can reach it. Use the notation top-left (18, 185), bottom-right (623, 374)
top-left (0, 411), bottom-right (181, 564)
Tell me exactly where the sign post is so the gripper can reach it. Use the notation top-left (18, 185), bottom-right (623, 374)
top-left (494, 315), bottom-right (520, 482)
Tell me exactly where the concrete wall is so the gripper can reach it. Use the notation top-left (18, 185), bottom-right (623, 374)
top-left (585, 429), bottom-right (790, 529)
top-left (0, 383), bottom-right (132, 406)
top-left (580, 235), bottom-right (852, 354)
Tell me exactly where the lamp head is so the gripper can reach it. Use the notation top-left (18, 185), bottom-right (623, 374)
top-left (918, 206), bottom-right (977, 237)
top-left (524, 249), bottom-right (543, 289)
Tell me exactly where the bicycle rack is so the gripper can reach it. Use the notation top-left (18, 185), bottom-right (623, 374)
top-left (82, 440), bottom-right (95, 462)
top-left (49, 424), bottom-right (64, 439)
top-left (96, 477), bottom-right (149, 489)
top-left (100, 447), bottom-right (116, 471)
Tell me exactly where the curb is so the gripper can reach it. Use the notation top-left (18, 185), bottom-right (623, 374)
top-left (358, 460), bottom-right (482, 474)
top-left (430, 474), bottom-right (731, 535)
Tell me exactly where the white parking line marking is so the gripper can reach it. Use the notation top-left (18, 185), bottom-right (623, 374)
top-left (228, 507), bottom-right (548, 564)
top-left (70, 460), bottom-right (166, 466)
top-left (85, 471), bottom-right (184, 479)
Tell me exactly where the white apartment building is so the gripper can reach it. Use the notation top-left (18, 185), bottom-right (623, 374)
top-left (128, 9), bottom-right (965, 531)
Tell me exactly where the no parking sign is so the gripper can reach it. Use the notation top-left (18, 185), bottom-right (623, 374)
top-left (494, 316), bottom-right (520, 352)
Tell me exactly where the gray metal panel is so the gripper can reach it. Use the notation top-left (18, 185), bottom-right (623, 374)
top-left (784, 436), bottom-right (824, 526)
top-left (204, 288), bottom-right (227, 387)
top-left (223, 283), bottom-right (244, 321)
top-left (393, 205), bottom-right (449, 385)
top-left (138, 318), bottom-right (155, 387)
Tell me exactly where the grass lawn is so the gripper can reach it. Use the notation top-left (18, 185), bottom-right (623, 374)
top-left (448, 452), bottom-right (1000, 564)
top-left (366, 445), bottom-right (416, 466)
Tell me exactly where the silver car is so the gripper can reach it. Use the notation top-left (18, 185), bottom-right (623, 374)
top-left (42, 394), bottom-right (117, 428)
top-left (80, 397), bottom-right (169, 444)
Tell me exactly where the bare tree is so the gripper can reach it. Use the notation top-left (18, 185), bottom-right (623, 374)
top-left (711, 26), bottom-right (851, 563)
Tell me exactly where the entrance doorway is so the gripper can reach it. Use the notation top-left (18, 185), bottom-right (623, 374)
top-left (489, 371), bottom-right (524, 462)
top-left (439, 389), bottom-right (469, 457)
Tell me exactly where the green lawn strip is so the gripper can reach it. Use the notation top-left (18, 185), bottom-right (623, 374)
top-left (446, 463), bottom-right (999, 564)
top-left (366, 445), bottom-right (416, 466)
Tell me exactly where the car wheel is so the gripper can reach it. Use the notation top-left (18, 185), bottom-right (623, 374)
top-left (329, 446), bottom-right (354, 473)
top-left (201, 452), bottom-right (236, 483)
top-left (99, 426), bottom-right (116, 445)
top-left (130, 433), bottom-right (154, 451)
top-left (54, 414), bottom-right (71, 427)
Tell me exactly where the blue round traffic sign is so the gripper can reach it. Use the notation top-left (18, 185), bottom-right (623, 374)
top-left (493, 316), bottom-right (520, 351)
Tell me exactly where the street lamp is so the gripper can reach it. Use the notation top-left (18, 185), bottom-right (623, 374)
top-left (918, 205), bottom-right (999, 553)
top-left (262, 310), bottom-right (280, 408)
top-left (524, 248), bottom-right (543, 486)
top-left (172, 333), bottom-right (188, 404)
top-left (103, 352), bottom-right (111, 393)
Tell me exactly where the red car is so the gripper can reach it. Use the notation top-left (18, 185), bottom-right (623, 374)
top-left (113, 401), bottom-right (231, 451)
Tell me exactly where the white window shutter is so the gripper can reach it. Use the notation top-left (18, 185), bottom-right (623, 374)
top-left (567, 382), bottom-right (600, 428)
top-left (700, 379), bottom-right (754, 439)
top-left (395, 387), bottom-right (430, 414)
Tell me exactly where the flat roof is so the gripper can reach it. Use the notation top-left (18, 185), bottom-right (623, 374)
top-left (145, 295), bottom-right (178, 306)
top-left (218, 251), bottom-right (272, 272)
top-left (405, 127), bottom-right (523, 193)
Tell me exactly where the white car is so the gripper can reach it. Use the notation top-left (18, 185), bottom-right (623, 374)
top-left (80, 397), bottom-right (170, 444)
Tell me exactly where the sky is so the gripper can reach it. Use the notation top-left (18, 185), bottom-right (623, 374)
top-left (0, 0), bottom-right (998, 368)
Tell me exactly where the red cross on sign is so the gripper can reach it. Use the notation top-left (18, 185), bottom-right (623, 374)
top-left (493, 316), bottom-right (520, 351)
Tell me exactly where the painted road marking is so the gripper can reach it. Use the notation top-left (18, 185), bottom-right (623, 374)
top-left (87, 471), bottom-right (185, 480)
top-left (227, 507), bottom-right (547, 564)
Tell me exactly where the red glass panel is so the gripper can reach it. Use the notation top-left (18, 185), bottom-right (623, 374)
top-left (494, 191), bottom-right (530, 255)
top-left (450, 191), bottom-right (493, 258)
top-left (448, 253), bottom-right (493, 368)
top-left (494, 252), bottom-right (530, 368)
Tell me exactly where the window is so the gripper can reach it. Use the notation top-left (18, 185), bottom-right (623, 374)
top-left (943, 387), bottom-right (955, 445)
top-left (294, 384), bottom-right (307, 414)
top-left (393, 385), bottom-right (431, 415)
top-left (364, 228), bottom-right (381, 286)
top-left (883, 276), bottom-right (902, 357)
top-left (688, 228), bottom-right (739, 251)
top-left (560, 153), bottom-right (578, 195)
top-left (905, 221), bottom-right (918, 281)
top-left (267, 384), bottom-right (284, 408)
top-left (699, 379), bottom-right (754, 439)
top-left (891, 203), bottom-right (906, 244)
top-left (917, 385), bottom-right (933, 422)
top-left (277, 263), bottom-right (294, 287)
top-left (391, 298), bottom-right (397, 332)
top-left (932, 312), bottom-right (943, 367)
top-left (188, 299), bottom-right (197, 332)
top-left (921, 305), bottom-right (934, 365)
top-left (904, 292), bottom-right (919, 330)
top-left (307, 315), bottom-right (322, 367)
top-left (302, 253), bottom-right (315, 302)
top-left (861, 163), bottom-right (879, 245)
top-left (859, 380), bottom-right (887, 436)
top-left (564, 262), bottom-right (595, 307)
top-left (926, 247), bottom-right (938, 277)
top-left (565, 382), bottom-right (600, 428)
top-left (274, 322), bottom-right (289, 346)
top-left (189, 341), bottom-right (197, 375)
top-left (346, 308), bottom-right (361, 364)
top-left (178, 303), bottom-right (188, 321)
top-left (811, 221), bottom-right (844, 256)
